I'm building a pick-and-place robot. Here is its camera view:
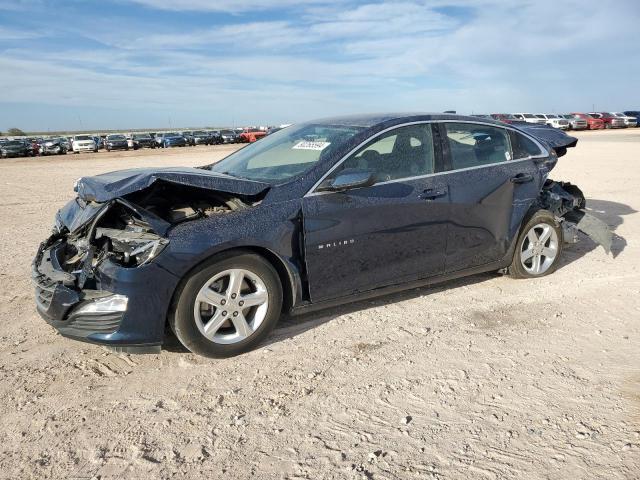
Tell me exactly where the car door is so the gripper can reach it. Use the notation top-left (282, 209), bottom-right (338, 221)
top-left (437, 121), bottom-right (546, 273)
top-left (302, 123), bottom-right (449, 302)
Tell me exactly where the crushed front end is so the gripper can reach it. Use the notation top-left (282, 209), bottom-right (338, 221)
top-left (32, 197), bottom-right (179, 352)
top-left (33, 170), bottom-right (262, 352)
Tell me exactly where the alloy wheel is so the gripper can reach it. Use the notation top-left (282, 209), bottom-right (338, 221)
top-left (520, 223), bottom-right (559, 275)
top-left (193, 269), bottom-right (269, 344)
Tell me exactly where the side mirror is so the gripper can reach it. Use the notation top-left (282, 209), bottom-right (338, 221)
top-left (317, 169), bottom-right (376, 192)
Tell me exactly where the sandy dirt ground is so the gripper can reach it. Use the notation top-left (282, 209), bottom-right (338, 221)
top-left (0, 131), bottom-right (638, 479)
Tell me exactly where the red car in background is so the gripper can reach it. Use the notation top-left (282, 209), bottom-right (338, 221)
top-left (239, 128), bottom-right (267, 143)
top-left (490, 113), bottom-right (517, 124)
top-left (588, 112), bottom-right (626, 129)
top-left (570, 113), bottom-right (605, 130)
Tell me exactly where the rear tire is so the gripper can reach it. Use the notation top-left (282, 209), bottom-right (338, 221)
top-left (170, 253), bottom-right (283, 358)
top-left (509, 210), bottom-right (563, 279)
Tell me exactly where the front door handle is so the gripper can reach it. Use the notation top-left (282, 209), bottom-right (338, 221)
top-left (420, 187), bottom-right (447, 200)
top-left (510, 173), bottom-right (534, 184)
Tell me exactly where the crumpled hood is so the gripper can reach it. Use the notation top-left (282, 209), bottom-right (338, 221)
top-left (75, 167), bottom-right (270, 203)
top-left (513, 122), bottom-right (578, 152)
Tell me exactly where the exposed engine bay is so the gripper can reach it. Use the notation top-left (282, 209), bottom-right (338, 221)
top-left (40, 182), bottom-right (256, 292)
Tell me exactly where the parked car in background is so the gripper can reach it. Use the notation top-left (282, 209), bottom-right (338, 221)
top-left (25, 138), bottom-right (40, 156)
top-left (512, 113), bottom-right (547, 124)
top-left (219, 129), bottom-right (238, 144)
top-left (131, 133), bottom-right (156, 149)
top-left (238, 128), bottom-right (267, 143)
top-left (40, 137), bottom-right (69, 155)
top-left (105, 134), bottom-right (129, 151)
top-left (208, 130), bottom-right (224, 145)
top-left (186, 131), bottom-right (208, 145)
top-left (623, 111), bottom-right (640, 125)
top-left (534, 114), bottom-right (570, 130)
top-left (560, 115), bottom-right (588, 130)
top-left (72, 135), bottom-right (98, 153)
top-left (181, 131), bottom-right (195, 146)
top-left (490, 113), bottom-right (517, 124)
top-left (570, 113), bottom-right (604, 130)
top-left (611, 112), bottom-right (637, 127)
top-left (588, 112), bottom-right (626, 129)
top-left (157, 132), bottom-right (187, 148)
top-left (0, 139), bottom-right (31, 158)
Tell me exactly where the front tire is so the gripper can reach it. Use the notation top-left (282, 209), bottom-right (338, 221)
top-left (509, 210), bottom-right (563, 279)
top-left (170, 253), bottom-right (283, 358)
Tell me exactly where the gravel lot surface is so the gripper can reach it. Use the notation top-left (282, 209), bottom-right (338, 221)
top-left (0, 131), bottom-right (638, 479)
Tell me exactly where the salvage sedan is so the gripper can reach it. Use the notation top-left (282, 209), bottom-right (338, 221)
top-left (33, 113), bottom-right (612, 357)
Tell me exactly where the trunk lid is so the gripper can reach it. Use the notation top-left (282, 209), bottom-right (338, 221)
top-left (513, 123), bottom-right (578, 152)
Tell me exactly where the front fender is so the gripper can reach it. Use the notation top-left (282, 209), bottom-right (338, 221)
top-left (156, 199), bottom-right (306, 306)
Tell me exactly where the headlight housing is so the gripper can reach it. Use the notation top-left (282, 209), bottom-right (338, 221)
top-left (73, 294), bottom-right (128, 315)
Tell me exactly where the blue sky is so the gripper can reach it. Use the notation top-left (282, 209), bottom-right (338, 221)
top-left (0, 0), bottom-right (638, 131)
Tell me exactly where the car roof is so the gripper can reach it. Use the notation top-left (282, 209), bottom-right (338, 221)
top-left (305, 112), bottom-right (507, 129)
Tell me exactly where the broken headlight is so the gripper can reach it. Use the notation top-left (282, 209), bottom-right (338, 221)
top-left (95, 227), bottom-right (168, 267)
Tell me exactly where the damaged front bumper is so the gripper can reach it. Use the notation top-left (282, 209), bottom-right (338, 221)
top-left (33, 240), bottom-right (178, 352)
top-left (32, 199), bottom-right (181, 352)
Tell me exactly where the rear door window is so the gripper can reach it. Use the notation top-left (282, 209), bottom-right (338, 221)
top-left (443, 123), bottom-right (512, 170)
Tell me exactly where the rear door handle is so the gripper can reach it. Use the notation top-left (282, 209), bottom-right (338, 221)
top-left (510, 173), bottom-right (534, 184)
top-left (420, 187), bottom-right (447, 200)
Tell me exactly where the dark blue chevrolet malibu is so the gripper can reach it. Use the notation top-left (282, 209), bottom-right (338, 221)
top-left (33, 113), bottom-right (611, 357)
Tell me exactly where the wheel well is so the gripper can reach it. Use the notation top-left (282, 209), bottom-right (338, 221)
top-left (239, 246), bottom-right (295, 313)
top-left (166, 247), bottom-right (295, 328)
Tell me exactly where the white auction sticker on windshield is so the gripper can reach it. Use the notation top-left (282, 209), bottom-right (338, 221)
top-left (292, 140), bottom-right (330, 151)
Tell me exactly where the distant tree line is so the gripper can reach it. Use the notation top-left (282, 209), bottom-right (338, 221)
top-left (6, 128), bottom-right (26, 136)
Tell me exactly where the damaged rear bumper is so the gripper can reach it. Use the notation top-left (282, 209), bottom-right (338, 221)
top-left (542, 180), bottom-right (613, 254)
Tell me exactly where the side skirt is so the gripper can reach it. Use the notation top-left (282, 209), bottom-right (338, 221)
top-left (289, 257), bottom-right (511, 316)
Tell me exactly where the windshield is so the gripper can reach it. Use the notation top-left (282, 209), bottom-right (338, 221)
top-left (523, 114), bottom-right (535, 118)
top-left (207, 123), bottom-right (364, 183)
top-left (75, 135), bottom-right (92, 141)
top-left (192, 131), bottom-right (207, 136)
top-left (546, 114), bottom-right (559, 118)
top-left (6, 140), bottom-right (23, 146)
top-left (133, 134), bottom-right (151, 139)
top-left (221, 130), bottom-right (235, 135)
top-left (164, 133), bottom-right (180, 138)
top-left (108, 135), bottom-right (126, 140)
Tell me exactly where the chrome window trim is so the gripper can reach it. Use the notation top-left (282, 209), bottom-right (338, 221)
top-left (304, 119), bottom-right (547, 197)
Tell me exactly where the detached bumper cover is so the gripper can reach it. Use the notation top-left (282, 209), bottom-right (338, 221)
top-left (541, 181), bottom-right (612, 254)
